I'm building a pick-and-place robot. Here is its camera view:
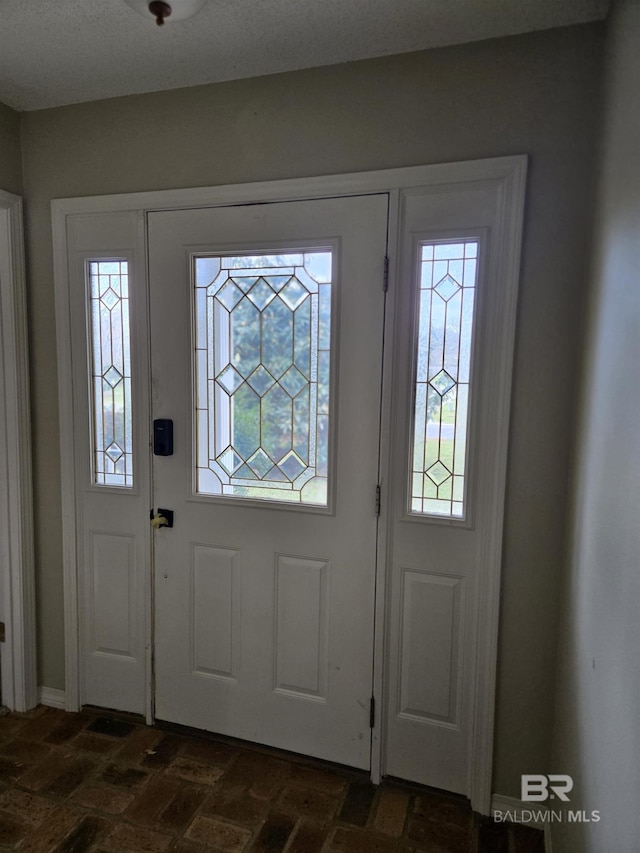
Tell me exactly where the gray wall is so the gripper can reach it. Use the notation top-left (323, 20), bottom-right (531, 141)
top-left (551, 1), bottom-right (640, 848)
top-left (0, 101), bottom-right (22, 194)
top-left (19, 23), bottom-right (604, 797)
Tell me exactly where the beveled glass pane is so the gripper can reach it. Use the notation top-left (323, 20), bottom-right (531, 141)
top-left (293, 386), bottom-right (310, 461)
top-left (304, 252), bottom-right (332, 283)
top-left (261, 384), bottom-right (293, 461)
top-left (318, 284), bottom-right (331, 351)
top-left (434, 243), bottom-right (466, 260)
top-left (293, 298), bottom-right (311, 377)
top-left (262, 298), bottom-right (294, 379)
top-left (232, 384), bottom-right (261, 458)
top-left (88, 259), bottom-right (133, 487)
top-left (410, 240), bottom-right (478, 518)
top-left (194, 250), bottom-right (333, 506)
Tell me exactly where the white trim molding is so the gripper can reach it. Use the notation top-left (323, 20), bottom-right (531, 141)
top-left (546, 825), bottom-right (553, 853)
top-left (468, 158), bottom-right (527, 813)
top-left (52, 156), bottom-right (527, 807)
top-left (492, 794), bottom-right (553, 851)
top-left (0, 189), bottom-right (37, 712)
top-left (38, 686), bottom-right (67, 709)
top-left (51, 207), bottom-right (81, 713)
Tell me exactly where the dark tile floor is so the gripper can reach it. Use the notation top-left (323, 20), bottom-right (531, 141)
top-left (0, 706), bottom-right (543, 852)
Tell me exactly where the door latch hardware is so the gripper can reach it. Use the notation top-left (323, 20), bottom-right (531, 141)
top-left (370, 696), bottom-right (375, 728)
top-left (153, 419), bottom-right (174, 456)
top-left (150, 508), bottom-right (174, 529)
top-left (0, 622), bottom-right (5, 643)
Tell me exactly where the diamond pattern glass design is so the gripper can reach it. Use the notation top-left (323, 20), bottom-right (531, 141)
top-left (410, 241), bottom-right (478, 517)
top-left (195, 251), bottom-right (333, 505)
top-left (88, 260), bottom-right (133, 487)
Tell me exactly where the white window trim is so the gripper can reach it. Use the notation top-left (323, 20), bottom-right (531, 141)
top-left (0, 189), bottom-right (37, 712)
top-left (52, 156), bottom-right (527, 813)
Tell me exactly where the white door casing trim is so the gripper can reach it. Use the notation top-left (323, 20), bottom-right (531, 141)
top-left (0, 188), bottom-right (37, 712)
top-left (52, 208), bottom-right (81, 713)
top-left (52, 156), bottom-right (527, 812)
top-left (489, 796), bottom-right (552, 851)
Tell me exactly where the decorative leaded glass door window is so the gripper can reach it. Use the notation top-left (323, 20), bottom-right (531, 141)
top-left (194, 251), bottom-right (332, 506)
top-left (409, 240), bottom-right (479, 518)
top-left (87, 260), bottom-right (133, 487)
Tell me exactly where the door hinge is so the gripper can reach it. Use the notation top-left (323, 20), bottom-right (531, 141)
top-left (375, 484), bottom-right (381, 516)
top-left (369, 696), bottom-right (375, 728)
top-left (383, 255), bottom-right (389, 292)
top-left (0, 622), bottom-right (5, 643)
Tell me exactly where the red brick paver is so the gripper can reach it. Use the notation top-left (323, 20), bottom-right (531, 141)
top-left (0, 706), bottom-right (544, 853)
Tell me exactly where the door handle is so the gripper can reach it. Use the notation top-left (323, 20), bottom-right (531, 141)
top-left (150, 508), bottom-right (174, 529)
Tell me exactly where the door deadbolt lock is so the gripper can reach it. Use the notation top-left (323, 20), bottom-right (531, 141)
top-left (153, 419), bottom-right (174, 456)
top-left (150, 508), bottom-right (174, 529)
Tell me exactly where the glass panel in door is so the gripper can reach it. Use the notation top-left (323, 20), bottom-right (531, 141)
top-left (194, 251), bottom-right (333, 506)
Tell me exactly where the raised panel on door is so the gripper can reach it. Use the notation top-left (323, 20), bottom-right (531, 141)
top-left (89, 532), bottom-right (137, 660)
top-left (190, 544), bottom-right (240, 679)
top-left (274, 554), bottom-right (329, 699)
top-left (149, 195), bottom-right (388, 769)
top-left (398, 570), bottom-right (463, 724)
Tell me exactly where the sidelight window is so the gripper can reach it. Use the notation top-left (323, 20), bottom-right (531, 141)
top-left (410, 241), bottom-right (478, 518)
top-left (87, 259), bottom-right (133, 487)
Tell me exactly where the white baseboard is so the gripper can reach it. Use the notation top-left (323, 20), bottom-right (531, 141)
top-left (38, 686), bottom-right (66, 709)
top-left (545, 823), bottom-right (553, 853)
top-left (491, 794), bottom-right (546, 830)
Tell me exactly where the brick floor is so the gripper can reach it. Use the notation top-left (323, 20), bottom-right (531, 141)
top-left (0, 706), bottom-right (544, 852)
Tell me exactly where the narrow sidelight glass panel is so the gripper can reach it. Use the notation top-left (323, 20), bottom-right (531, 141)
top-left (194, 251), bottom-right (332, 506)
top-left (410, 241), bottom-right (478, 518)
top-left (88, 260), bottom-right (133, 487)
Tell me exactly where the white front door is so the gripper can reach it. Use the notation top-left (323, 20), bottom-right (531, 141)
top-left (148, 195), bottom-right (388, 768)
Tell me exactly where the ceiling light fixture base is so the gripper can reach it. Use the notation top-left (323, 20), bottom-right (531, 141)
top-left (124, 0), bottom-right (206, 25)
top-left (148, 1), bottom-right (172, 25)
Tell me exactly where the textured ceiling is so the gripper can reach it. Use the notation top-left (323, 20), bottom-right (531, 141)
top-left (0, 0), bottom-right (609, 112)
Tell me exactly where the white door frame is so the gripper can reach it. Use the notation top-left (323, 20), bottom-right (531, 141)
top-left (52, 156), bottom-right (526, 813)
top-left (0, 189), bottom-right (37, 712)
